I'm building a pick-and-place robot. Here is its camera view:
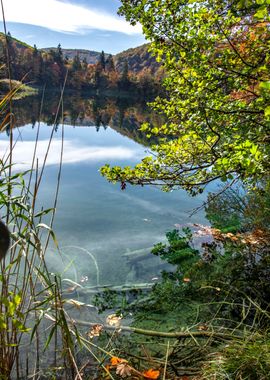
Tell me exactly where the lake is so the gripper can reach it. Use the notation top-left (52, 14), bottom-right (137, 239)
top-left (1, 92), bottom-right (208, 287)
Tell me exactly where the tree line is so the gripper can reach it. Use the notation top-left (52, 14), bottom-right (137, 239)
top-left (0, 33), bottom-right (161, 96)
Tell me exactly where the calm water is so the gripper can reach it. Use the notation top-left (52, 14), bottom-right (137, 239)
top-left (1, 93), bottom-right (208, 286)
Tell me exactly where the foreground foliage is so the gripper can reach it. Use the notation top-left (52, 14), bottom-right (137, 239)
top-left (202, 333), bottom-right (270, 380)
top-left (88, 184), bottom-right (270, 379)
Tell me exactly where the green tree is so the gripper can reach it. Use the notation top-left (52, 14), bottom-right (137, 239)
top-left (105, 54), bottom-right (115, 71)
top-left (118, 59), bottom-right (130, 90)
top-left (31, 45), bottom-right (43, 83)
top-left (6, 31), bottom-right (12, 43)
top-left (99, 50), bottom-right (106, 71)
top-left (121, 60), bottom-right (128, 80)
top-left (101, 0), bottom-right (270, 194)
top-left (57, 43), bottom-right (63, 59)
top-left (94, 63), bottom-right (102, 88)
top-left (33, 44), bottom-right (38, 55)
top-left (82, 57), bottom-right (88, 69)
top-left (71, 53), bottom-right (81, 71)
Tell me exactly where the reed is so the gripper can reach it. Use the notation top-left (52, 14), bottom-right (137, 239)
top-left (0, 16), bottom-right (75, 376)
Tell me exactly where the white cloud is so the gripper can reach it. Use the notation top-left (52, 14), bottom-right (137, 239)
top-left (4, 0), bottom-right (141, 35)
top-left (0, 138), bottom-right (140, 170)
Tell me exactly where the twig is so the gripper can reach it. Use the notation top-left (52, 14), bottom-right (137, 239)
top-left (163, 341), bottom-right (170, 380)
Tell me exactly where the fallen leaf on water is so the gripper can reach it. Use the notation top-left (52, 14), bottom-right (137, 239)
top-left (116, 363), bottom-right (132, 378)
top-left (87, 324), bottom-right (103, 339)
top-left (106, 314), bottom-right (122, 327)
top-left (110, 356), bottom-right (127, 366)
top-left (66, 299), bottom-right (85, 309)
top-left (142, 368), bottom-right (160, 379)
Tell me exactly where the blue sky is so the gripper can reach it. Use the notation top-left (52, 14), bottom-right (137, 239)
top-left (0, 0), bottom-right (146, 54)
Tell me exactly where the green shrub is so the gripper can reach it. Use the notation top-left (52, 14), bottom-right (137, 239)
top-left (203, 334), bottom-right (270, 380)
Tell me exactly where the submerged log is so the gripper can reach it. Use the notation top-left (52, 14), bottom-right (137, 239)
top-left (76, 283), bottom-right (153, 294)
top-left (70, 318), bottom-right (239, 340)
top-left (122, 247), bottom-right (154, 264)
top-left (63, 283), bottom-right (154, 297)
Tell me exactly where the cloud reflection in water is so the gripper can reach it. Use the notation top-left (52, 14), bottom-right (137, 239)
top-left (0, 139), bottom-right (141, 170)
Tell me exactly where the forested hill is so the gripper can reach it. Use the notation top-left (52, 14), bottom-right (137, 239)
top-left (114, 44), bottom-right (161, 75)
top-left (0, 32), bottom-right (162, 94)
top-left (42, 44), bottom-right (161, 75)
top-left (41, 48), bottom-right (106, 65)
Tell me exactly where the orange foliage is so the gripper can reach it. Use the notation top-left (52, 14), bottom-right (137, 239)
top-left (142, 368), bottom-right (160, 379)
top-left (108, 357), bottom-right (160, 379)
top-left (194, 224), bottom-right (270, 253)
top-left (110, 356), bottom-right (128, 366)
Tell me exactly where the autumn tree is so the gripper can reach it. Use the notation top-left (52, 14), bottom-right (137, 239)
top-left (101, 0), bottom-right (270, 194)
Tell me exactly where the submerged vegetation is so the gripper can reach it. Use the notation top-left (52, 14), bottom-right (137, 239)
top-left (0, 0), bottom-right (270, 379)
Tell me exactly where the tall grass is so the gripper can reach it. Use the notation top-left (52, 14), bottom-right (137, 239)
top-left (0, 81), bottom-right (68, 379)
top-left (0, 12), bottom-right (80, 373)
top-left (0, 27), bottom-right (113, 378)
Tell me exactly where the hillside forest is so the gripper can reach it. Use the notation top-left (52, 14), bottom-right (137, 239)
top-left (0, 32), bottom-right (162, 95)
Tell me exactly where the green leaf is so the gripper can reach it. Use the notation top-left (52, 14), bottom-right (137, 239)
top-left (265, 106), bottom-right (270, 117)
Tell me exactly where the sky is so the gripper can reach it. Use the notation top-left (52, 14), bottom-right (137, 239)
top-left (0, 0), bottom-right (146, 54)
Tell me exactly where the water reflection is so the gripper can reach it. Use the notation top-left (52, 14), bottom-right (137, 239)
top-left (0, 138), bottom-right (142, 170)
top-left (2, 93), bottom-right (207, 287)
top-left (12, 92), bottom-right (160, 146)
